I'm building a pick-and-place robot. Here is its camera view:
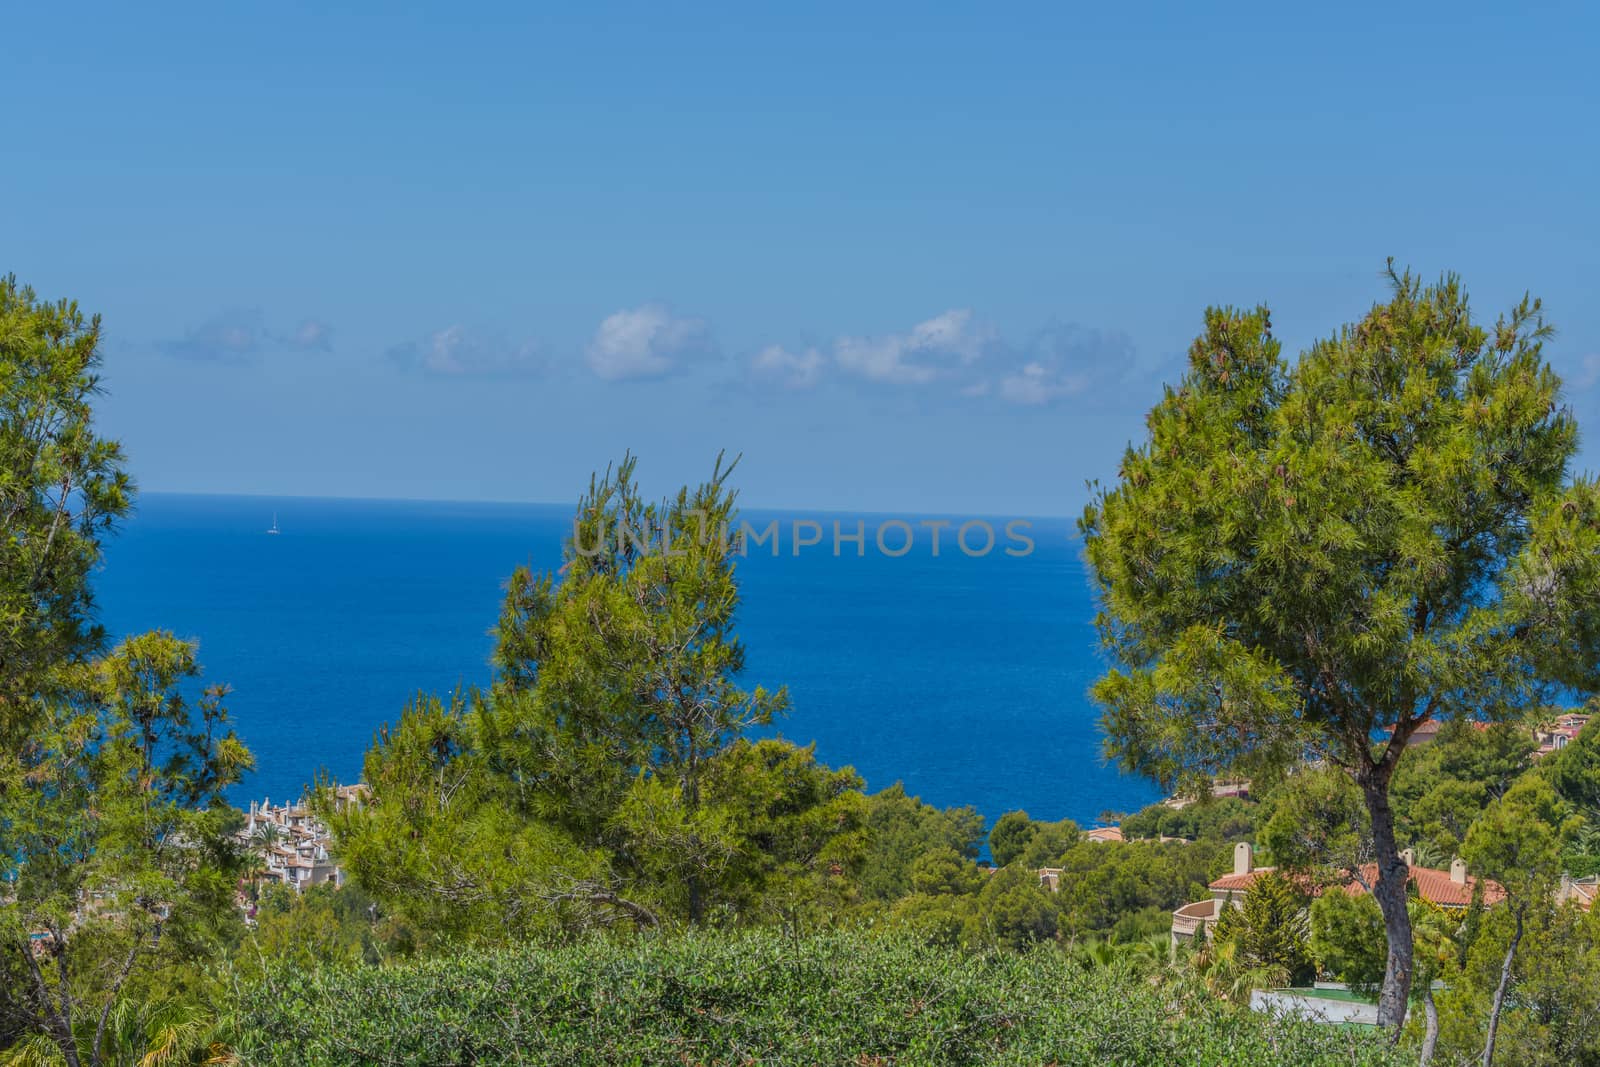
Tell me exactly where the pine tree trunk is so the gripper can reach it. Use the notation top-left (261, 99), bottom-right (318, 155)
top-left (1482, 902), bottom-right (1524, 1067)
top-left (687, 876), bottom-right (704, 926)
top-left (54, 1031), bottom-right (83, 1067)
top-left (1360, 774), bottom-right (1414, 1030)
top-left (19, 940), bottom-right (83, 1067)
top-left (684, 740), bottom-right (704, 926)
top-left (1420, 983), bottom-right (1439, 1067)
top-left (51, 1013), bottom-right (83, 1067)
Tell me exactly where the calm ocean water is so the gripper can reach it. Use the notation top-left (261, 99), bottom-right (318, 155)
top-left (94, 494), bottom-right (1160, 826)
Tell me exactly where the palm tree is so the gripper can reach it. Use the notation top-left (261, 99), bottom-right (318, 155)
top-left (1410, 898), bottom-right (1460, 1067)
top-left (1189, 933), bottom-right (1289, 1006)
top-left (239, 853), bottom-right (270, 906)
top-left (1571, 812), bottom-right (1600, 857)
top-left (1068, 939), bottom-right (1113, 969)
top-left (243, 823), bottom-right (284, 905)
top-left (0, 997), bottom-right (231, 1067)
top-left (1410, 838), bottom-right (1450, 871)
top-left (249, 822), bottom-right (283, 852)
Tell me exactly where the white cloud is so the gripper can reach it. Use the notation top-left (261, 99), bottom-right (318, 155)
top-left (163, 310), bottom-right (333, 361)
top-left (750, 344), bottom-right (825, 390)
top-left (833, 309), bottom-right (992, 386)
top-left (907, 309), bottom-right (988, 363)
top-left (998, 362), bottom-right (1090, 406)
top-left (745, 312), bottom-right (1139, 405)
top-left (586, 304), bottom-right (711, 381)
top-left (290, 319), bottom-right (333, 351)
top-left (989, 324), bottom-right (1135, 407)
top-left (387, 325), bottom-right (543, 377)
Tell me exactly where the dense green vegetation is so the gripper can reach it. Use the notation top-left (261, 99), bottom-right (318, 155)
top-left (2, 278), bottom-right (251, 1067)
top-left (1081, 264), bottom-right (1600, 1025)
top-left (4, 270), bottom-right (1599, 1065)
top-left (232, 930), bottom-right (1409, 1067)
top-left (1120, 795), bottom-right (1256, 842)
top-left (0, 276), bottom-right (132, 731)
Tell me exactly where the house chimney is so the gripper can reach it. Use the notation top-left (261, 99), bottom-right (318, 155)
top-left (1450, 857), bottom-right (1468, 886)
top-left (1400, 848), bottom-right (1415, 868)
top-left (1234, 842), bottom-right (1254, 877)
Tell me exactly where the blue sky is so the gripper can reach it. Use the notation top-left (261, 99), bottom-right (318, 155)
top-left (5, 1), bottom-right (1597, 515)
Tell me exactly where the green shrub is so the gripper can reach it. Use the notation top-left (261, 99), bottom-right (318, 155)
top-left (232, 929), bottom-right (1408, 1066)
top-left (1121, 797), bottom-right (1257, 842)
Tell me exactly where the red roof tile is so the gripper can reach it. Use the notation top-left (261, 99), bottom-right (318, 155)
top-left (1208, 863), bottom-right (1504, 908)
top-left (1209, 868), bottom-right (1276, 893)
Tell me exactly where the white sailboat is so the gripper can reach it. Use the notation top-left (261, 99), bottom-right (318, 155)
top-left (267, 512), bottom-right (281, 535)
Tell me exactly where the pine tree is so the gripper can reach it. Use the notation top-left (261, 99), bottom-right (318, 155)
top-left (1082, 264), bottom-right (1600, 1026)
top-left (484, 452), bottom-right (787, 924)
top-left (1231, 872), bottom-right (1313, 983)
top-left (0, 276), bottom-right (132, 739)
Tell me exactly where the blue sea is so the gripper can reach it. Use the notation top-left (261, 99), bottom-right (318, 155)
top-left (95, 494), bottom-right (1160, 826)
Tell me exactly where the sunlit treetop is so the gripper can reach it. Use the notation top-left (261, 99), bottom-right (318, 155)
top-left (1082, 262), bottom-right (1600, 795)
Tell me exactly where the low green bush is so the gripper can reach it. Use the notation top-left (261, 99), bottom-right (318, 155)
top-left (232, 930), bottom-right (1408, 1066)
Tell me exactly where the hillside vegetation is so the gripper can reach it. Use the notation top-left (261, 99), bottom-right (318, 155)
top-left (233, 930), bottom-right (1407, 1067)
top-left (7, 270), bottom-right (1600, 1066)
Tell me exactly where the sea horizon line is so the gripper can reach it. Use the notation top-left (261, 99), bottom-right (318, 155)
top-left (135, 488), bottom-right (1086, 527)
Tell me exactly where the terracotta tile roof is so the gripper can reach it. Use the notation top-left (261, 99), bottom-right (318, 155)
top-left (1085, 826), bottom-right (1125, 843)
top-left (1381, 719), bottom-right (1442, 740)
top-left (1209, 867), bottom-right (1277, 893)
top-left (1352, 863), bottom-right (1504, 908)
top-left (1208, 863), bottom-right (1504, 907)
top-left (1560, 878), bottom-right (1597, 912)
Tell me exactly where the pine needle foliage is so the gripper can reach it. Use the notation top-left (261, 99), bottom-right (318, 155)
top-left (1081, 263), bottom-right (1600, 1025)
